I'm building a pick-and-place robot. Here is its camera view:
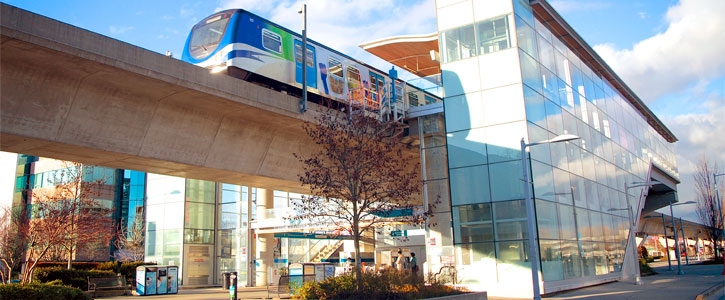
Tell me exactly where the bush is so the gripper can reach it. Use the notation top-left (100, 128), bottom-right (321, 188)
top-left (34, 262), bottom-right (101, 270)
top-left (639, 258), bottom-right (656, 276)
top-left (294, 269), bottom-right (467, 300)
top-left (34, 267), bottom-right (115, 290)
top-left (0, 282), bottom-right (90, 300)
top-left (120, 261), bottom-right (155, 281)
top-left (95, 261), bottom-right (118, 272)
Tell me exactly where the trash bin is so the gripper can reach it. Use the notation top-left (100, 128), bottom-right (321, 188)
top-left (222, 272), bottom-right (230, 290)
top-left (222, 272), bottom-right (237, 290)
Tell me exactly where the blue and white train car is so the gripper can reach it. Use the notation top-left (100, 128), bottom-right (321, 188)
top-left (181, 9), bottom-right (437, 108)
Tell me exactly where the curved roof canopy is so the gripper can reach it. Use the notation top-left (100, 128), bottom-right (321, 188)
top-left (359, 33), bottom-right (440, 77)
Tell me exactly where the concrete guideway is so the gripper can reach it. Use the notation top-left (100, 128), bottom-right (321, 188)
top-left (0, 4), bottom-right (332, 192)
top-left (489, 262), bottom-right (724, 300)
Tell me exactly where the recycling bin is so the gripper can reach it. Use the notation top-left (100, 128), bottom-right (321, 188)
top-left (167, 266), bottom-right (178, 294)
top-left (136, 266), bottom-right (157, 295)
top-left (135, 265), bottom-right (178, 295)
top-left (156, 267), bottom-right (167, 295)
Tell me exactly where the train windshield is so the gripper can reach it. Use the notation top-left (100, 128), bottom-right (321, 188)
top-left (189, 13), bottom-right (232, 59)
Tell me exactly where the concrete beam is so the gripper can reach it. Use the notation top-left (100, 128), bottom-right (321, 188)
top-left (0, 4), bottom-right (327, 192)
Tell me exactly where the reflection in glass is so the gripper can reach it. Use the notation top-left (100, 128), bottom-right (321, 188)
top-left (450, 165), bottom-right (491, 205)
top-left (489, 161), bottom-right (525, 201)
top-left (447, 128), bottom-right (487, 168)
top-left (494, 200), bottom-right (528, 240)
top-left (454, 204), bottom-right (494, 243)
top-left (535, 200), bottom-right (559, 239)
top-left (540, 239), bottom-right (564, 281)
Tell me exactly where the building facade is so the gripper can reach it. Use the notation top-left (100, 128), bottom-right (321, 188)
top-left (433, 0), bottom-right (678, 296)
top-left (12, 156), bottom-right (143, 261)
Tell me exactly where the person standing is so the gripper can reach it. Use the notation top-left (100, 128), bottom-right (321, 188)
top-left (396, 249), bottom-right (404, 272)
top-left (410, 252), bottom-right (418, 275)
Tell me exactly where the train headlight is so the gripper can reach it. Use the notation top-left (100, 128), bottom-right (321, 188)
top-left (210, 65), bottom-right (227, 74)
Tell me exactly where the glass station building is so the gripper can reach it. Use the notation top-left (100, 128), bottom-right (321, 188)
top-left (8, 0), bottom-right (681, 297)
top-left (363, 0), bottom-right (679, 297)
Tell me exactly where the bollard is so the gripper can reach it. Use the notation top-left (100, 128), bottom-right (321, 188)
top-left (229, 273), bottom-right (237, 300)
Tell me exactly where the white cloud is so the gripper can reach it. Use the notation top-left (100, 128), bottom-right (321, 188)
top-left (214, 0), bottom-right (437, 76)
top-left (593, 0), bottom-right (725, 103)
top-left (109, 25), bottom-right (135, 35)
top-left (659, 90), bottom-right (725, 221)
top-left (637, 12), bottom-right (647, 19)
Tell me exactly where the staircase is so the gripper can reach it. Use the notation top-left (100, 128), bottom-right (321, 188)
top-left (311, 241), bottom-right (344, 262)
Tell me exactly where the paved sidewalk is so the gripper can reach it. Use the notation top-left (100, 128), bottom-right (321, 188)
top-left (491, 262), bottom-right (724, 300)
top-left (105, 286), bottom-right (292, 300)
top-left (104, 263), bottom-right (723, 300)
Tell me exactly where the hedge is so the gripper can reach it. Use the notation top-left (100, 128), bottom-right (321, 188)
top-left (33, 262), bottom-right (101, 270)
top-left (0, 281), bottom-right (90, 300)
top-left (34, 267), bottom-right (115, 290)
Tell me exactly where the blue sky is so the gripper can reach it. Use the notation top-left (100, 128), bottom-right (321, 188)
top-left (1, 0), bottom-right (723, 222)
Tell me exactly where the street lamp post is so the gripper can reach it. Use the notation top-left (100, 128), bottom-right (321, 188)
top-left (668, 199), bottom-right (695, 275)
top-left (714, 173), bottom-right (725, 275)
top-left (521, 134), bottom-right (579, 300)
top-left (298, 4), bottom-right (307, 113)
top-left (678, 218), bottom-right (689, 265)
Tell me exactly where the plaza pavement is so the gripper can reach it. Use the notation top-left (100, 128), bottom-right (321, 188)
top-left (105, 286), bottom-right (291, 300)
top-left (105, 262), bottom-right (723, 300)
top-left (491, 261), bottom-right (724, 300)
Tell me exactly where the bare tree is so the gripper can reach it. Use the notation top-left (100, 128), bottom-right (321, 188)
top-left (292, 107), bottom-right (431, 293)
top-left (31, 162), bottom-right (114, 270)
top-left (694, 157), bottom-right (723, 258)
top-left (0, 206), bottom-right (27, 284)
top-left (113, 212), bottom-right (145, 262)
top-left (20, 196), bottom-right (66, 284)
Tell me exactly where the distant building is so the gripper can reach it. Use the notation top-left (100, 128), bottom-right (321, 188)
top-left (12, 155), bottom-right (145, 261)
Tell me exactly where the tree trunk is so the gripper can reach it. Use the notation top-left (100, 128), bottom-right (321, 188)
top-left (353, 222), bottom-right (362, 294)
top-left (67, 247), bottom-right (72, 270)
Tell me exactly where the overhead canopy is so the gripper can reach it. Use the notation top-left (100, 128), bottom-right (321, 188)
top-left (359, 33), bottom-right (440, 77)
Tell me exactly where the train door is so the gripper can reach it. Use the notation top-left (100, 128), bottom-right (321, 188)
top-left (294, 40), bottom-right (317, 89)
top-left (369, 72), bottom-right (386, 104)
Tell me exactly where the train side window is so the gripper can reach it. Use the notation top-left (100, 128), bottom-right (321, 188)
top-left (328, 58), bottom-right (343, 78)
top-left (328, 58), bottom-right (344, 94)
top-left (306, 48), bottom-right (315, 67)
top-left (262, 29), bottom-right (282, 54)
top-left (347, 66), bottom-right (361, 90)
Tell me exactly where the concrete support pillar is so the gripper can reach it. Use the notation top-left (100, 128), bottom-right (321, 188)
top-left (255, 188), bottom-right (275, 286)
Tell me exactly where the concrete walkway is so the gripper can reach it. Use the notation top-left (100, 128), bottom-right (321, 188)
top-left (104, 286), bottom-right (291, 300)
top-left (491, 262), bottom-right (724, 300)
top-left (104, 263), bottom-right (723, 300)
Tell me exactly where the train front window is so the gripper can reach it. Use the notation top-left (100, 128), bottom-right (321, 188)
top-left (189, 13), bottom-right (231, 59)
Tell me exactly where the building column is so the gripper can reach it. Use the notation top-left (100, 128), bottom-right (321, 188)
top-left (255, 188), bottom-right (275, 286)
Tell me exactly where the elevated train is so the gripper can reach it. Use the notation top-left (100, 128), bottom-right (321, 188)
top-left (181, 9), bottom-right (440, 113)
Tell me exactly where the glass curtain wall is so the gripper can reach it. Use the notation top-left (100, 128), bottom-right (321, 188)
top-left (120, 170), bottom-right (146, 233)
top-left (216, 184), bottom-right (249, 285)
top-left (438, 0), bottom-right (534, 290)
top-left (512, 0), bottom-right (676, 283)
top-left (145, 174), bottom-right (185, 271)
